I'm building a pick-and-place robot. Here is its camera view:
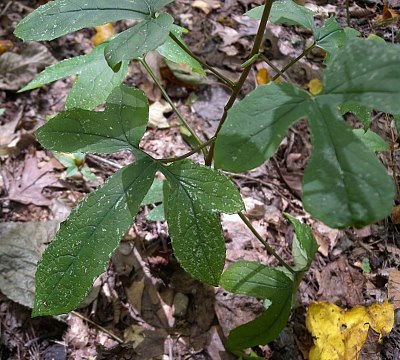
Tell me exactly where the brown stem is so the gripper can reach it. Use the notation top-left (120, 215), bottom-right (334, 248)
top-left (205, 0), bottom-right (274, 166)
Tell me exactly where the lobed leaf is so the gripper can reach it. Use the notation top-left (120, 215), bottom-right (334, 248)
top-left (33, 157), bottom-right (158, 316)
top-left (14, 0), bottom-right (156, 41)
top-left (105, 13), bottom-right (174, 69)
top-left (19, 43), bottom-right (128, 110)
top-left (245, 0), bottom-right (314, 30)
top-left (323, 39), bottom-right (400, 115)
top-left (214, 82), bottom-right (310, 172)
top-left (160, 160), bottom-right (243, 284)
top-left (36, 85), bottom-right (148, 154)
top-left (303, 102), bottom-right (395, 228)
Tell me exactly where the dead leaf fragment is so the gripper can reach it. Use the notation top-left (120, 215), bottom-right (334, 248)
top-left (192, 0), bottom-right (220, 14)
top-left (388, 269), bottom-right (400, 310)
top-left (390, 205), bottom-right (400, 224)
top-left (0, 40), bottom-right (13, 55)
top-left (306, 301), bottom-right (394, 360)
top-left (92, 23), bottom-right (115, 46)
top-left (148, 100), bottom-right (172, 129)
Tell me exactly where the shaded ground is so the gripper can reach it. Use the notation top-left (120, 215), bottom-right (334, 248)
top-left (1, 0), bottom-right (400, 359)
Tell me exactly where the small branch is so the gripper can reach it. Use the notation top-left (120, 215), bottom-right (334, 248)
top-left (159, 137), bottom-right (216, 163)
top-left (271, 42), bottom-right (316, 81)
top-left (238, 212), bottom-right (295, 274)
top-left (345, 0), bottom-right (351, 27)
top-left (259, 54), bottom-right (290, 82)
top-left (205, 0), bottom-right (275, 166)
top-left (169, 33), bottom-right (235, 89)
top-left (71, 311), bottom-right (124, 343)
top-left (140, 58), bottom-right (207, 158)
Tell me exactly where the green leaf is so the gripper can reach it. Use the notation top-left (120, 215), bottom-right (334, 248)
top-left (141, 178), bottom-right (164, 205)
top-left (323, 39), bottom-right (400, 115)
top-left (313, 17), bottom-right (346, 65)
top-left (303, 102), bottom-right (395, 228)
top-left (19, 43), bottom-right (128, 110)
top-left (157, 25), bottom-right (204, 75)
top-left (214, 82), bottom-right (310, 172)
top-left (352, 129), bottom-right (389, 152)
top-left (161, 160), bottom-right (243, 285)
top-left (36, 85), bottom-right (148, 154)
top-left (161, 160), bottom-right (244, 214)
top-left (0, 108), bottom-right (5, 116)
top-left (80, 164), bottom-right (97, 181)
top-left (284, 214), bottom-right (317, 271)
top-left (14, 0), bottom-right (157, 41)
top-left (394, 114), bottom-right (400, 134)
top-left (220, 261), bottom-right (293, 299)
top-left (246, 1), bottom-right (315, 30)
top-left (33, 157), bottom-right (158, 316)
top-left (220, 261), bottom-right (293, 350)
top-left (340, 103), bottom-right (372, 130)
top-left (146, 204), bottom-right (165, 221)
top-left (105, 13), bottom-right (174, 69)
top-left (54, 152), bottom-right (77, 168)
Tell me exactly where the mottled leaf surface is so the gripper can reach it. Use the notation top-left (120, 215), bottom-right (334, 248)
top-left (105, 13), bottom-right (173, 68)
top-left (303, 102), bottom-right (394, 228)
top-left (19, 43), bottom-right (128, 110)
top-left (33, 157), bottom-right (158, 316)
top-left (341, 102), bottom-right (372, 129)
top-left (161, 160), bottom-right (243, 285)
top-left (36, 85), bottom-right (148, 154)
top-left (220, 261), bottom-right (293, 350)
top-left (13, 0), bottom-right (167, 41)
top-left (214, 82), bottom-right (309, 172)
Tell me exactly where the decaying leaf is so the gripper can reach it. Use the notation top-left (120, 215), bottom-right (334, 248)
top-left (306, 301), bottom-right (394, 360)
top-left (192, 0), bottom-right (220, 14)
top-left (92, 23), bottom-right (115, 46)
top-left (0, 42), bottom-right (55, 90)
top-left (308, 78), bottom-right (323, 95)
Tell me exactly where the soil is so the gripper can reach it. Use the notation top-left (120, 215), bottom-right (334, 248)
top-left (0, 0), bottom-right (400, 359)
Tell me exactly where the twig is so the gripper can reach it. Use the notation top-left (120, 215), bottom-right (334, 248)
top-left (71, 311), bottom-right (124, 343)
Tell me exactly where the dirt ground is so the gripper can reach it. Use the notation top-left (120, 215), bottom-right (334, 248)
top-left (1, 0), bottom-right (400, 359)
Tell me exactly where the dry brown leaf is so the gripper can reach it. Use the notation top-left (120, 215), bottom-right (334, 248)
top-left (388, 269), bottom-right (400, 310)
top-left (192, 0), bottom-right (220, 14)
top-left (0, 40), bottom-right (13, 55)
top-left (390, 205), bottom-right (400, 224)
top-left (92, 23), bottom-right (115, 46)
top-left (3, 153), bottom-right (64, 206)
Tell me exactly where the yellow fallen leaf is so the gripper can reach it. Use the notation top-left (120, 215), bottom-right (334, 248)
top-left (256, 68), bottom-right (281, 86)
top-left (0, 40), bottom-right (13, 55)
top-left (308, 79), bottom-right (323, 95)
top-left (307, 301), bottom-right (394, 360)
top-left (92, 23), bottom-right (115, 46)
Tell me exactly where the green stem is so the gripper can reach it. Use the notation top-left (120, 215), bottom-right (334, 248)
top-left (205, 0), bottom-right (274, 166)
top-left (140, 58), bottom-right (207, 157)
top-left (345, 0), bottom-right (351, 27)
top-left (238, 212), bottom-right (295, 274)
top-left (259, 53), bottom-right (290, 82)
top-left (271, 42), bottom-right (316, 81)
top-left (159, 137), bottom-right (216, 163)
top-left (170, 33), bottom-right (235, 89)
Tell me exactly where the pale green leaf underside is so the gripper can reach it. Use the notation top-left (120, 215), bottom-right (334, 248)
top-left (14, 0), bottom-right (172, 41)
top-left (285, 214), bottom-right (317, 271)
top-left (353, 129), bottom-right (389, 152)
top-left (33, 157), bottom-right (158, 316)
top-left (214, 82), bottom-right (310, 173)
top-left (156, 25), bottom-right (204, 74)
top-left (141, 178), bottom-right (164, 205)
top-left (105, 13), bottom-right (174, 68)
top-left (245, 0), bottom-right (314, 30)
top-left (303, 102), bottom-right (395, 228)
top-left (220, 261), bottom-right (293, 299)
top-left (146, 204), bottom-right (165, 221)
top-left (221, 261), bottom-right (293, 351)
top-left (19, 43), bottom-right (128, 110)
top-left (36, 85), bottom-right (148, 154)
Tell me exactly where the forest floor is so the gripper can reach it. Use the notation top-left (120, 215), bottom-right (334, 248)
top-left (1, 0), bottom-right (400, 359)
